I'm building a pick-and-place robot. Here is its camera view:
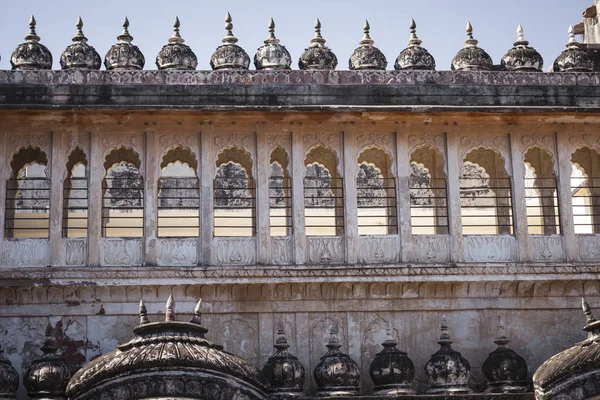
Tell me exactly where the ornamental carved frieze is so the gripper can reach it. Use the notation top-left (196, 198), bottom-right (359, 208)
top-left (303, 132), bottom-right (342, 153)
top-left (101, 134), bottom-right (144, 156)
top-left (7, 133), bottom-right (51, 156)
top-left (158, 133), bottom-right (199, 153)
top-left (520, 133), bottom-right (556, 156)
top-left (266, 134), bottom-right (291, 154)
top-left (213, 133), bottom-right (254, 157)
top-left (568, 134), bottom-right (600, 152)
top-left (356, 133), bottom-right (395, 154)
top-left (407, 133), bottom-right (445, 154)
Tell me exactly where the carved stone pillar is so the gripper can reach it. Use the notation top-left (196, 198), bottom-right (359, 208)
top-left (256, 130), bottom-right (270, 264)
top-left (49, 130), bottom-right (65, 266)
top-left (396, 130), bottom-right (412, 262)
top-left (509, 132), bottom-right (530, 261)
top-left (144, 131), bottom-right (158, 266)
top-left (556, 132), bottom-right (576, 261)
top-left (87, 130), bottom-right (102, 266)
top-left (200, 130), bottom-right (213, 266)
top-left (445, 132), bottom-right (464, 262)
top-left (291, 130), bottom-right (306, 265)
top-left (343, 130), bottom-right (358, 264)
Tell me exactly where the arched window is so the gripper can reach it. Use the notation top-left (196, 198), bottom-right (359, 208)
top-left (62, 148), bottom-right (88, 238)
top-left (571, 147), bottom-right (600, 234)
top-left (460, 148), bottom-right (513, 235)
top-left (357, 147), bottom-right (397, 235)
top-left (102, 148), bottom-right (144, 238)
top-left (269, 147), bottom-right (292, 237)
top-left (304, 146), bottom-right (343, 237)
top-left (5, 147), bottom-right (50, 238)
top-left (214, 147), bottom-right (255, 237)
top-left (523, 147), bottom-right (560, 235)
top-left (410, 146), bottom-right (448, 235)
top-left (157, 147), bottom-right (200, 237)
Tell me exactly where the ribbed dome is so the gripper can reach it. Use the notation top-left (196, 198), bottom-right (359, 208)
top-left (104, 17), bottom-right (145, 70)
top-left (156, 17), bottom-right (198, 70)
top-left (211, 12), bottom-right (250, 70)
top-left (395, 19), bottom-right (436, 71)
top-left (11, 16), bottom-right (53, 70)
top-left (298, 19), bottom-right (338, 70)
top-left (23, 323), bottom-right (72, 399)
top-left (369, 322), bottom-right (415, 395)
top-left (314, 323), bottom-right (361, 397)
top-left (262, 321), bottom-right (305, 398)
top-left (482, 316), bottom-right (529, 393)
top-left (254, 18), bottom-right (292, 70)
top-left (534, 299), bottom-right (600, 400)
top-left (501, 25), bottom-right (543, 72)
top-left (553, 25), bottom-right (593, 73)
top-left (0, 343), bottom-right (19, 399)
top-left (349, 20), bottom-right (387, 70)
top-left (451, 22), bottom-right (493, 71)
top-left (60, 17), bottom-right (101, 70)
top-left (425, 317), bottom-right (472, 394)
top-left (66, 297), bottom-right (269, 400)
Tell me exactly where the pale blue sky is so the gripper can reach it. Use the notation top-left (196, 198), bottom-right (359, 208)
top-left (0, 0), bottom-right (593, 71)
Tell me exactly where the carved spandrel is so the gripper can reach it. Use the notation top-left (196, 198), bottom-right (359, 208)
top-left (157, 238), bottom-right (197, 266)
top-left (266, 134), bottom-right (291, 154)
top-left (459, 135), bottom-right (511, 170)
top-left (464, 235), bottom-right (517, 263)
top-left (3, 239), bottom-right (49, 267)
top-left (158, 134), bottom-right (199, 153)
top-left (521, 134), bottom-right (556, 157)
top-left (213, 133), bottom-right (255, 155)
top-left (101, 134), bottom-right (144, 157)
top-left (411, 235), bottom-right (451, 263)
top-left (214, 237), bottom-right (256, 265)
top-left (530, 236), bottom-right (564, 262)
top-left (408, 133), bottom-right (445, 154)
top-left (303, 133), bottom-right (342, 155)
top-left (307, 237), bottom-right (345, 264)
top-left (100, 239), bottom-right (143, 266)
top-left (568, 134), bottom-right (600, 153)
top-left (359, 235), bottom-right (400, 264)
top-left (271, 236), bottom-right (293, 265)
top-left (356, 133), bottom-right (395, 154)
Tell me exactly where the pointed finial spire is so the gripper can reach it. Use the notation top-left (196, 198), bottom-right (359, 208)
top-left (438, 315), bottom-right (453, 344)
top-left (71, 16), bottom-right (88, 43)
top-left (513, 24), bottom-right (529, 47)
top-left (494, 315), bottom-right (510, 346)
top-left (583, 298), bottom-right (596, 324)
top-left (326, 322), bottom-right (341, 349)
top-left (360, 19), bottom-right (374, 46)
top-left (24, 15), bottom-right (41, 42)
top-left (274, 319), bottom-right (290, 350)
top-left (311, 18), bottom-right (326, 45)
top-left (464, 21), bottom-right (478, 47)
top-left (222, 11), bottom-right (239, 44)
top-left (567, 24), bottom-right (578, 47)
top-left (264, 17), bottom-right (280, 44)
top-left (117, 17), bottom-right (133, 43)
top-left (165, 293), bottom-right (175, 322)
top-left (41, 322), bottom-right (58, 356)
top-left (168, 16), bottom-right (184, 44)
top-left (191, 299), bottom-right (203, 325)
top-left (139, 299), bottom-right (149, 324)
top-left (382, 320), bottom-right (398, 347)
top-left (407, 18), bottom-right (422, 46)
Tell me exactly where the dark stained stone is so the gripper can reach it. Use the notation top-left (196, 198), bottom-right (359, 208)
top-left (262, 321), bottom-right (305, 398)
top-left (0, 342), bottom-right (19, 399)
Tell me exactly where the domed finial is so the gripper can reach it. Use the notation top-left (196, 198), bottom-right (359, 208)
top-left (274, 319), bottom-right (290, 350)
top-left (25, 15), bottom-right (40, 42)
top-left (169, 16), bottom-right (184, 44)
top-left (118, 17), bottom-right (133, 43)
top-left (494, 315), bottom-right (510, 346)
top-left (42, 322), bottom-right (58, 356)
top-left (165, 293), bottom-right (175, 322)
top-left (311, 18), bottom-right (325, 44)
top-left (222, 12), bottom-right (238, 44)
top-left (360, 19), bottom-right (374, 46)
top-left (191, 299), bottom-right (203, 325)
top-left (439, 315), bottom-right (452, 344)
top-left (264, 17), bottom-right (280, 44)
top-left (327, 322), bottom-right (341, 350)
top-left (465, 21), bottom-right (478, 47)
top-left (139, 299), bottom-right (149, 324)
top-left (408, 18), bottom-right (422, 46)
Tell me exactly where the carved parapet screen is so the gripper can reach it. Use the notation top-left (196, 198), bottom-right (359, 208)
top-left (530, 236), bottom-right (564, 262)
top-left (65, 239), bottom-right (86, 266)
top-left (576, 235), bottom-right (600, 262)
top-left (157, 238), bottom-right (197, 266)
top-left (464, 235), bottom-right (517, 263)
top-left (410, 235), bottom-right (451, 263)
top-left (2, 239), bottom-right (49, 267)
top-left (100, 238), bottom-right (143, 266)
top-left (213, 237), bottom-right (256, 265)
top-left (271, 236), bottom-right (293, 265)
top-left (359, 235), bottom-right (400, 264)
top-left (307, 236), bottom-right (345, 264)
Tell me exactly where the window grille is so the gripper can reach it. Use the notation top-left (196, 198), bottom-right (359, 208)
top-left (269, 176), bottom-right (292, 236)
top-left (158, 177), bottom-right (200, 237)
top-left (304, 171), bottom-right (344, 236)
top-left (460, 177), bottom-right (514, 235)
top-left (213, 177), bottom-right (256, 237)
top-left (5, 178), bottom-right (50, 238)
top-left (571, 174), bottom-right (600, 234)
top-left (524, 177), bottom-right (560, 235)
top-left (410, 177), bottom-right (449, 235)
top-left (62, 177), bottom-right (88, 238)
top-left (102, 176), bottom-right (144, 237)
top-left (357, 176), bottom-right (398, 235)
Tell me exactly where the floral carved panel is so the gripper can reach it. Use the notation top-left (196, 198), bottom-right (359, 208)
top-left (464, 235), bottom-right (517, 263)
top-left (2, 239), bottom-right (49, 267)
top-left (307, 236), bottom-right (345, 264)
top-left (214, 237), bottom-right (256, 265)
top-left (65, 239), bottom-right (86, 266)
top-left (157, 238), bottom-right (197, 266)
top-left (100, 239), bottom-right (143, 266)
top-left (271, 236), bottom-right (293, 265)
top-left (359, 235), bottom-right (400, 264)
top-left (530, 236), bottom-right (564, 262)
top-left (411, 235), bottom-right (451, 263)
top-left (576, 235), bottom-right (600, 262)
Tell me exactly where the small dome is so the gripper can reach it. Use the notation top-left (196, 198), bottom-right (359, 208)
top-left (553, 25), bottom-right (593, 73)
top-left (451, 22), bottom-right (493, 71)
top-left (11, 16), bottom-right (53, 70)
top-left (482, 316), bottom-right (529, 393)
top-left (66, 297), bottom-right (269, 400)
top-left (24, 323), bottom-right (72, 399)
top-left (60, 17), bottom-right (101, 70)
top-left (298, 19), bottom-right (338, 70)
top-left (395, 19), bottom-right (436, 71)
top-left (262, 321), bottom-right (305, 398)
top-left (104, 17), bottom-right (145, 70)
top-left (314, 323), bottom-right (361, 397)
top-left (156, 17), bottom-right (197, 70)
top-left (369, 322), bottom-right (415, 395)
top-left (534, 299), bottom-right (600, 400)
top-left (211, 12), bottom-right (250, 70)
top-left (349, 20), bottom-right (387, 70)
top-left (254, 18), bottom-right (292, 70)
top-left (0, 343), bottom-right (19, 398)
top-left (501, 25), bottom-right (543, 72)
top-left (425, 316), bottom-right (472, 394)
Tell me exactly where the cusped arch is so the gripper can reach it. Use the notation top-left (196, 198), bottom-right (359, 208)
top-left (270, 147), bottom-right (290, 176)
top-left (216, 146), bottom-right (253, 179)
top-left (463, 146), bottom-right (509, 179)
top-left (411, 144), bottom-right (446, 179)
top-left (65, 147), bottom-right (88, 180)
top-left (524, 146), bottom-right (556, 179)
top-left (161, 145), bottom-right (198, 173)
top-left (304, 145), bottom-right (341, 178)
top-left (10, 146), bottom-right (48, 178)
top-left (104, 147), bottom-right (141, 173)
top-left (357, 146), bottom-right (394, 179)
top-left (572, 146), bottom-right (600, 178)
